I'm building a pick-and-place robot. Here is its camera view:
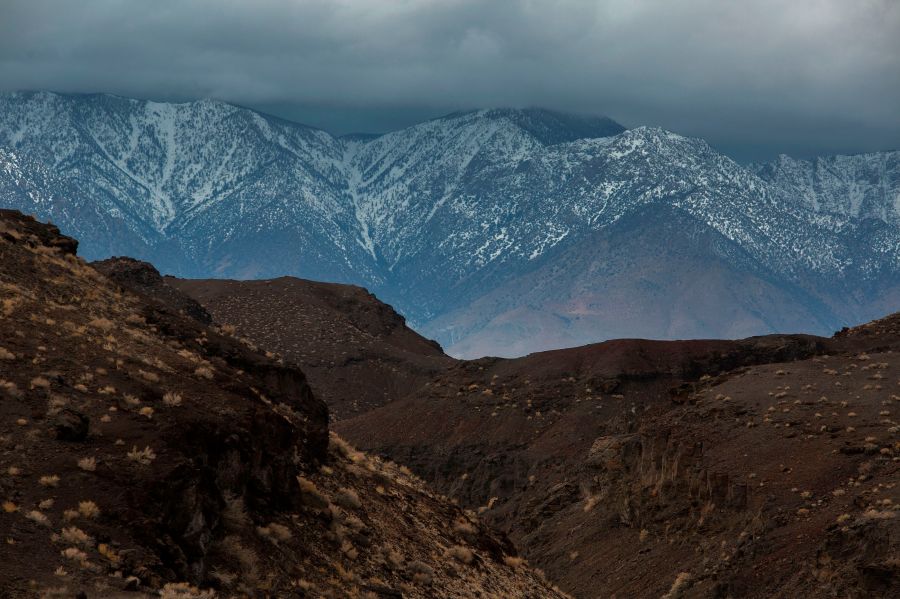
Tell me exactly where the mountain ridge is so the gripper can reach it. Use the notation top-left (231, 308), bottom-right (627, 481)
top-left (1, 91), bottom-right (899, 356)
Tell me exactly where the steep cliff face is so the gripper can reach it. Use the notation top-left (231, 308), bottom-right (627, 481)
top-left (0, 210), bottom-right (565, 598)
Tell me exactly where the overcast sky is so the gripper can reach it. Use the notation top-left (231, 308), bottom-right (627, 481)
top-left (1, 0), bottom-right (898, 161)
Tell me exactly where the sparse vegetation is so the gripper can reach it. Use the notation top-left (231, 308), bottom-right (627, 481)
top-left (25, 510), bottom-right (50, 526)
top-left (77, 501), bottom-right (100, 519)
top-left (127, 445), bottom-right (157, 465)
top-left (446, 545), bottom-right (474, 564)
top-left (194, 365), bottom-right (214, 379)
top-left (334, 487), bottom-right (362, 510)
top-left (163, 391), bottom-right (182, 406)
top-left (39, 475), bottom-right (60, 487)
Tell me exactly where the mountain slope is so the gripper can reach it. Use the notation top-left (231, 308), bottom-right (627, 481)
top-left (756, 151), bottom-right (900, 226)
top-left (2, 91), bottom-right (899, 357)
top-left (337, 322), bottom-right (900, 598)
top-left (169, 276), bottom-right (452, 420)
top-left (0, 209), bottom-right (565, 598)
top-left (173, 263), bottom-right (899, 597)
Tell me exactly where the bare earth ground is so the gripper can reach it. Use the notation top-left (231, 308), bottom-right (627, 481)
top-left (179, 277), bottom-right (900, 597)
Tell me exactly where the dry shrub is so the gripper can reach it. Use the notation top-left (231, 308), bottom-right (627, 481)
top-left (76, 457), bottom-right (96, 472)
top-left (159, 582), bottom-right (216, 599)
top-left (88, 318), bottom-right (115, 332)
top-left (257, 522), bottom-right (292, 543)
top-left (663, 572), bottom-right (692, 599)
top-left (163, 392), bottom-right (182, 407)
top-left (60, 526), bottom-right (93, 547)
top-left (334, 487), bottom-right (362, 510)
top-left (446, 545), bottom-right (474, 564)
top-left (218, 535), bottom-right (259, 584)
top-left (127, 446), bottom-right (156, 465)
top-left (407, 560), bottom-right (434, 585)
top-left (78, 501), bottom-right (100, 519)
top-left (194, 366), bottom-right (214, 379)
top-left (297, 476), bottom-right (330, 509)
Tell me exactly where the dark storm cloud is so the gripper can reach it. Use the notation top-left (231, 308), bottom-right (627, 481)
top-left (1, 0), bottom-right (898, 159)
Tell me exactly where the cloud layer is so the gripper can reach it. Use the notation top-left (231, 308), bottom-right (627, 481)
top-left (1, 0), bottom-right (898, 159)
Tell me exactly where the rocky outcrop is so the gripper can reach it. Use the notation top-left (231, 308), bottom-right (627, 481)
top-left (93, 256), bottom-right (212, 324)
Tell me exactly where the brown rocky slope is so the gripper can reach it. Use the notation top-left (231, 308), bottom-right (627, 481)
top-left (176, 273), bottom-right (900, 597)
top-left (0, 210), bottom-right (565, 598)
top-left (169, 278), bottom-right (451, 421)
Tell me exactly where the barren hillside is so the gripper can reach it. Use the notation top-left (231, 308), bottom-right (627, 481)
top-left (0, 210), bottom-right (564, 598)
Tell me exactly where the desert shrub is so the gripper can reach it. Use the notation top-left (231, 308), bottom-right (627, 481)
top-left (257, 522), bottom-right (292, 543)
top-left (334, 487), bottom-right (362, 510)
top-left (407, 560), bottom-right (434, 585)
top-left (163, 392), bottom-right (182, 407)
top-left (78, 501), bottom-right (100, 519)
top-left (127, 446), bottom-right (156, 465)
top-left (77, 457), bottom-right (96, 472)
top-left (446, 545), bottom-right (474, 564)
top-left (663, 572), bottom-right (692, 599)
top-left (159, 582), bottom-right (216, 599)
top-left (296, 476), bottom-right (330, 509)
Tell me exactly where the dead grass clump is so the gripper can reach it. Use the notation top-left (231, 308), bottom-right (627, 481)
top-left (334, 487), bottom-right (362, 510)
top-left (61, 547), bottom-right (89, 566)
top-left (30, 376), bottom-right (51, 389)
top-left (407, 560), bottom-right (434, 585)
top-left (163, 392), bottom-right (182, 407)
top-left (59, 526), bottom-right (93, 547)
top-left (257, 522), bottom-right (292, 544)
top-left (127, 446), bottom-right (157, 465)
top-left (194, 366), bottom-right (214, 379)
top-left (297, 476), bottom-right (330, 509)
top-left (78, 501), bottom-right (100, 520)
top-left (77, 457), bottom-right (97, 472)
top-left (383, 547), bottom-right (404, 570)
top-left (0, 347), bottom-right (15, 360)
top-left (39, 475), bottom-right (60, 487)
top-left (340, 539), bottom-right (359, 560)
top-left (453, 518), bottom-right (477, 538)
top-left (0, 379), bottom-right (22, 398)
top-left (88, 318), bottom-right (115, 332)
top-left (25, 510), bottom-right (50, 526)
top-left (218, 535), bottom-right (259, 584)
top-left (159, 583), bottom-right (216, 599)
top-left (663, 572), bottom-right (692, 599)
top-left (137, 369), bottom-right (159, 383)
top-left (503, 555), bottom-right (525, 568)
top-left (446, 545), bottom-right (474, 564)
top-left (329, 432), bottom-right (362, 463)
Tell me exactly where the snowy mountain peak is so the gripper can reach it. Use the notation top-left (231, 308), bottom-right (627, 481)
top-left (435, 107), bottom-right (625, 145)
top-left (1, 92), bottom-right (899, 356)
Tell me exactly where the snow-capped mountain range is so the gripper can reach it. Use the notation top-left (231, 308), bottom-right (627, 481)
top-left (1, 91), bottom-right (898, 356)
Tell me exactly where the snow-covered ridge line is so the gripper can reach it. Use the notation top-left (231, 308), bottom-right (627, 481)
top-left (0, 90), bottom-right (899, 352)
